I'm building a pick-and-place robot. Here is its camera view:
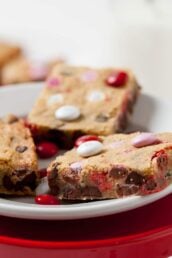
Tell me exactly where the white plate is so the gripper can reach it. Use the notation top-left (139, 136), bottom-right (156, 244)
top-left (0, 83), bottom-right (172, 220)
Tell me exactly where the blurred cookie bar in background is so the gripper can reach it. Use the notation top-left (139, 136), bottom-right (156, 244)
top-left (0, 42), bottom-right (21, 68)
top-left (0, 56), bottom-right (64, 85)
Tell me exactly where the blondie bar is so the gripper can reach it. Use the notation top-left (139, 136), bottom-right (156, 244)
top-left (28, 65), bottom-right (140, 148)
top-left (47, 132), bottom-right (172, 200)
top-left (1, 56), bottom-right (64, 85)
top-left (0, 115), bottom-right (38, 195)
top-left (0, 42), bottom-right (21, 68)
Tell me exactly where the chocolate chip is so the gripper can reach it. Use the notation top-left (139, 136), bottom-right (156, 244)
top-left (110, 166), bottom-right (128, 179)
top-left (95, 113), bottom-right (109, 122)
top-left (116, 184), bottom-right (139, 197)
top-left (125, 172), bottom-right (145, 186)
top-left (15, 146), bottom-right (28, 153)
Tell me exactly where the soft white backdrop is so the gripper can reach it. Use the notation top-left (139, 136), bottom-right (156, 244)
top-left (0, 0), bottom-right (172, 97)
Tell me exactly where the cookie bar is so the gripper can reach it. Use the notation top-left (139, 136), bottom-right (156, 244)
top-left (1, 56), bottom-right (64, 85)
top-left (47, 132), bottom-right (172, 200)
top-left (0, 42), bottom-right (21, 68)
top-left (28, 65), bottom-right (140, 148)
top-left (0, 115), bottom-right (38, 195)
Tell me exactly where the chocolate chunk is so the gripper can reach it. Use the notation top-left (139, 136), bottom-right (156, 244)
top-left (145, 178), bottom-right (157, 191)
top-left (14, 172), bottom-right (37, 191)
top-left (12, 169), bottom-right (29, 177)
top-left (125, 172), bottom-right (145, 186)
top-left (110, 166), bottom-right (128, 179)
top-left (62, 185), bottom-right (102, 199)
top-left (3, 175), bottom-right (13, 190)
top-left (3, 171), bottom-right (37, 191)
top-left (95, 113), bottom-right (109, 122)
top-left (62, 186), bottom-right (80, 199)
top-left (21, 172), bottom-right (37, 190)
top-left (81, 186), bottom-right (102, 198)
top-left (48, 165), bottom-right (59, 195)
top-left (63, 169), bottom-right (80, 184)
top-left (116, 184), bottom-right (139, 197)
top-left (15, 146), bottom-right (28, 153)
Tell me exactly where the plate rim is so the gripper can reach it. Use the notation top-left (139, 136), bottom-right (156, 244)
top-left (0, 184), bottom-right (172, 220)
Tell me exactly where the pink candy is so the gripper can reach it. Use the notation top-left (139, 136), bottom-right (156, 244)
top-left (81, 70), bottom-right (97, 82)
top-left (47, 77), bottom-right (60, 87)
top-left (132, 133), bottom-right (161, 148)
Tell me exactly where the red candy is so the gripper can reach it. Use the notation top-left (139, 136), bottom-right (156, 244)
top-left (36, 141), bottom-right (59, 159)
top-left (75, 135), bottom-right (100, 147)
top-left (35, 194), bottom-right (60, 205)
top-left (106, 71), bottom-right (128, 87)
top-left (39, 168), bottom-right (47, 178)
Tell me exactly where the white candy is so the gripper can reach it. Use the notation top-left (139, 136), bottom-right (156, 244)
top-left (87, 90), bottom-right (105, 102)
top-left (47, 94), bottom-right (64, 106)
top-left (35, 177), bottom-right (50, 195)
top-left (55, 105), bottom-right (80, 121)
top-left (77, 140), bottom-right (103, 157)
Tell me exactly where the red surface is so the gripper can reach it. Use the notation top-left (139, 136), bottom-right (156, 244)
top-left (1, 195), bottom-right (172, 257)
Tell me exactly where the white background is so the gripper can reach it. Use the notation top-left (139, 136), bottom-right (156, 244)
top-left (0, 0), bottom-right (172, 98)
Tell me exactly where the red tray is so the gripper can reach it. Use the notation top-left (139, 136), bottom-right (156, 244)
top-left (0, 195), bottom-right (172, 258)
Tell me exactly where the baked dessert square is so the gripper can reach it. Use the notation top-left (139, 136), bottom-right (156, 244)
top-left (0, 115), bottom-right (38, 195)
top-left (28, 65), bottom-right (140, 148)
top-left (1, 56), bottom-right (64, 85)
top-left (47, 132), bottom-right (172, 200)
top-left (0, 42), bottom-right (21, 68)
